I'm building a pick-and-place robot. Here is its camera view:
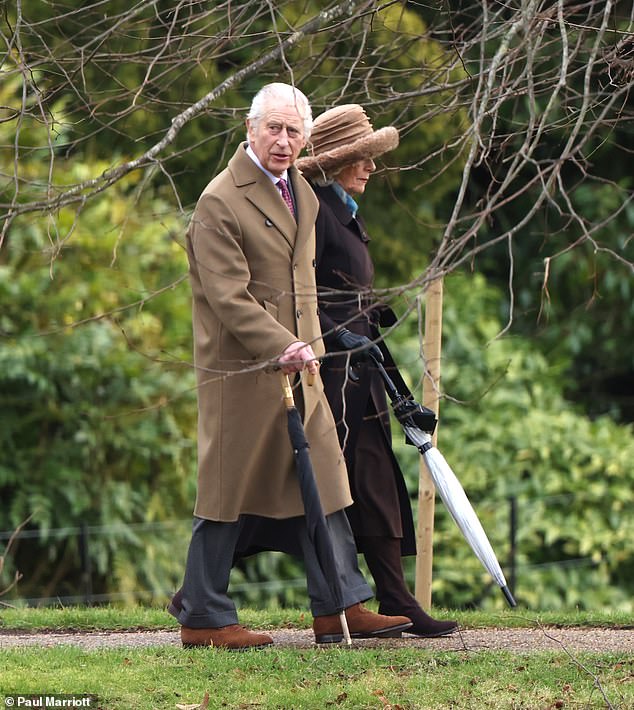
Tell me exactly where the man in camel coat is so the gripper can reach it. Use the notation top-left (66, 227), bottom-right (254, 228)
top-left (171, 83), bottom-right (412, 649)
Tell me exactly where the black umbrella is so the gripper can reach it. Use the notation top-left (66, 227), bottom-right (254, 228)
top-left (281, 374), bottom-right (352, 644)
top-left (370, 356), bottom-right (517, 608)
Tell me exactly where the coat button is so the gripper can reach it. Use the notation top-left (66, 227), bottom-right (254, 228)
top-left (296, 309), bottom-right (303, 318)
top-left (312, 259), bottom-right (316, 268)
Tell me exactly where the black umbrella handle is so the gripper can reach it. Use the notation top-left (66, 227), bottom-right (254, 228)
top-left (369, 353), bottom-right (438, 435)
top-left (368, 353), bottom-right (401, 402)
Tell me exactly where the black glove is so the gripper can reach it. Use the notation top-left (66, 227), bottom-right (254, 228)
top-left (334, 327), bottom-right (384, 366)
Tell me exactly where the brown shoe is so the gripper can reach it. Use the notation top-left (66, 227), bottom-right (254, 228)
top-left (313, 603), bottom-right (412, 644)
top-left (181, 624), bottom-right (273, 650)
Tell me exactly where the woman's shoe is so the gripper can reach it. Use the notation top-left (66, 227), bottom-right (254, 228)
top-left (379, 602), bottom-right (458, 638)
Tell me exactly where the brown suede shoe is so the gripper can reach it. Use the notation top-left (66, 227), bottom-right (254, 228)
top-left (313, 603), bottom-right (413, 644)
top-left (181, 624), bottom-right (273, 650)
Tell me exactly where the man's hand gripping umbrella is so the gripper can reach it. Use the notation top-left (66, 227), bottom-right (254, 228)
top-left (279, 345), bottom-right (353, 644)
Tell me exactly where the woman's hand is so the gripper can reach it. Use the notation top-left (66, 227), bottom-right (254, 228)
top-left (334, 328), bottom-right (383, 365)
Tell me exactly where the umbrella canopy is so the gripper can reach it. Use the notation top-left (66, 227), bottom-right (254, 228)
top-left (370, 357), bottom-right (517, 608)
top-left (281, 374), bottom-right (352, 643)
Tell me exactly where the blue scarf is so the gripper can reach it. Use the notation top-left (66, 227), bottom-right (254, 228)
top-left (332, 182), bottom-right (359, 218)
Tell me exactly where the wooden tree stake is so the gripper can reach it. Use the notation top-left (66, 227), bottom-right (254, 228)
top-left (415, 277), bottom-right (443, 609)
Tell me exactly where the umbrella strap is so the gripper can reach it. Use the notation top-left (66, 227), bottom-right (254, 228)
top-left (377, 340), bottom-right (415, 399)
top-left (419, 441), bottom-right (432, 454)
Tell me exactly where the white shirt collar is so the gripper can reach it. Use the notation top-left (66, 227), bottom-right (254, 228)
top-left (246, 144), bottom-right (288, 184)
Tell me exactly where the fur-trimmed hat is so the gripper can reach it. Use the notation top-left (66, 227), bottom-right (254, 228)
top-left (296, 104), bottom-right (399, 178)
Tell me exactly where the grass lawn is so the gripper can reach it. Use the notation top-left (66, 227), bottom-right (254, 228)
top-left (1, 604), bottom-right (631, 631)
top-left (1, 607), bottom-right (632, 709)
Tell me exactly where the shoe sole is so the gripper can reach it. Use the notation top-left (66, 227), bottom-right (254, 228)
top-left (404, 625), bottom-right (459, 638)
top-left (315, 621), bottom-right (413, 644)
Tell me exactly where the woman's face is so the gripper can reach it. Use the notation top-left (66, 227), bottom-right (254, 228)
top-left (335, 158), bottom-right (376, 196)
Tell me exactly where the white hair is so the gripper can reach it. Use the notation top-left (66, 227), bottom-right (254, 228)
top-left (246, 83), bottom-right (313, 139)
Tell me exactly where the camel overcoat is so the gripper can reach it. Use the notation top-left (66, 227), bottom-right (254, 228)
top-left (186, 144), bottom-right (351, 521)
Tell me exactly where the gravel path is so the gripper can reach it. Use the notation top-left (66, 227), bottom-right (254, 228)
top-left (1, 627), bottom-right (632, 653)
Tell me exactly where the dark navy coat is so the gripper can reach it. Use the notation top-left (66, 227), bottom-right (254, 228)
top-left (313, 183), bottom-right (416, 556)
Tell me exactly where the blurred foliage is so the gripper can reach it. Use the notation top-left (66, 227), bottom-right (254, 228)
top-left (440, 7), bottom-right (634, 423)
top-left (1, 2), bottom-right (467, 278)
top-left (0, 2), bottom-right (632, 611)
top-left (476, 178), bottom-right (634, 423)
top-left (0, 1), bottom-right (468, 604)
top-left (0, 105), bottom-right (196, 601)
top-left (289, 3), bottom-right (470, 284)
top-left (388, 272), bottom-right (634, 611)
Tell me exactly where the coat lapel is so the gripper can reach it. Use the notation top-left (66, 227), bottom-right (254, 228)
top-left (289, 166), bottom-right (319, 258)
top-left (229, 145), bottom-right (298, 248)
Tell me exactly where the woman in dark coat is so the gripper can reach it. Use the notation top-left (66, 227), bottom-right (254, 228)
top-left (295, 105), bottom-right (457, 637)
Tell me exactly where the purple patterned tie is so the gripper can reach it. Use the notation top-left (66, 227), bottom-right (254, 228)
top-left (277, 178), bottom-right (295, 218)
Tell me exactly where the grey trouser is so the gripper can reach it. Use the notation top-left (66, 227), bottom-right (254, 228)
top-left (176, 509), bottom-right (372, 628)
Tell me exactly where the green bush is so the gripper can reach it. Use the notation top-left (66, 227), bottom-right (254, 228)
top-left (0, 141), bottom-right (197, 602)
top-left (389, 272), bottom-right (634, 610)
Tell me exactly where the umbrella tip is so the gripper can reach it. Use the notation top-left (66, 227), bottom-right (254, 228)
top-left (501, 585), bottom-right (517, 608)
top-left (339, 610), bottom-right (352, 646)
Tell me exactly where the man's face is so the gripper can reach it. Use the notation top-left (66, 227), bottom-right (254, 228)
top-left (247, 103), bottom-right (307, 177)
